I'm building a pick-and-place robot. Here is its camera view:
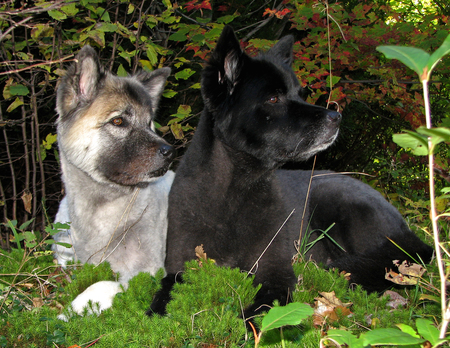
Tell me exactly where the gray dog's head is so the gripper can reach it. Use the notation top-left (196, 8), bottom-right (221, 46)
top-left (56, 46), bottom-right (173, 187)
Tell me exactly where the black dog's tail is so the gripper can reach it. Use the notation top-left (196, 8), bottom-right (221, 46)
top-left (328, 236), bottom-right (434, 292)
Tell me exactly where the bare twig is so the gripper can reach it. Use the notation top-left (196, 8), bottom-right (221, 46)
top-left (0, 55), bottom-right (75, 76)
top-left (248, 209), bottom-right (295, 275)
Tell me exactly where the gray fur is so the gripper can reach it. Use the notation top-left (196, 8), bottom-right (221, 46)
top-left (53, 45), bottom-right (174, 318)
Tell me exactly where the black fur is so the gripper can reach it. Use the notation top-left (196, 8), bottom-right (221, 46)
top-left (148, 26), bottom-right (432, 319)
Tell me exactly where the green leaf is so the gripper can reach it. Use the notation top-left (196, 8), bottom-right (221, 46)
top-left (428, 33), bottom-right (450, 73)
top-left (146, 45), bottom-right (158, 65)
top-left (376, 46), bottom-right (429, 78)
top-left (9, 85), bottom-right (29, 96)
top-left (48, 9), bottom-right (67, 21)
top-left (61, 3), bottom-right (78, 16)
top-left (416, 126), bottom-right (450, 149)
top-left (393, 131), bottom-right (428, 156)
top-left (396, 324), bottom-right (420, 338)
top-left (326, 75), bottom-right (341, 86)
top-left (260, 302), bottom-right (314, 333)
top-left (162, 0), bottom-right (172, 10)
top-left (23, 231), bottom-right (36, 242)
top-left (7, 219), bottom-right (22, 252)
top-left (175, 68), bottom-right (195, 80)
top-left (416, 319), bottom-right (440, 346)
top-left (169, 31), bottom-right (187, 42)
top-left (327, 329), bottom-right (365, 348)
top-left (117, 64), bottom-right (127, 77)
top-left (362, 328), bottom-right (425, 346)
top-left (163, 89), bottom-right (177, 98)
top-left (19, 218), bottom-right (35, 231)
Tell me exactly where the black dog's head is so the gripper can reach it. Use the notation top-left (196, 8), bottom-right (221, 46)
top-left (202, 26), bottom-right (341, 168)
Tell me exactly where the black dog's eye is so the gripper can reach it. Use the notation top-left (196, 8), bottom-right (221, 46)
top-left (111, 117), bottom-right (126, 127)
top-left (268, 96), bottom-right (279, 104)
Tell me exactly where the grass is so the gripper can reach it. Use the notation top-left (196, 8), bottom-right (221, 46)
top-left (0, 238), bottom-right (440, 347)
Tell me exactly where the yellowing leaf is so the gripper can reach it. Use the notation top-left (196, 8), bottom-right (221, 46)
top-left (7, 97), bottom-right (24, 113)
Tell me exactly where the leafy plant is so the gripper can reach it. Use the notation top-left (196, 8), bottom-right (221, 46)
top-left (251, 302), bottom-right (314, 348)
top-left (377, 32), bottom-right (450, 339)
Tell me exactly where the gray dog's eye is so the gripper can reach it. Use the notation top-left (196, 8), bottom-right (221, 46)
top-left (111, 117), bottom-right (125, 126)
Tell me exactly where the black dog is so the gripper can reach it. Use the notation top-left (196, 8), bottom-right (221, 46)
top-left (149, 26), bottom-right (433, 319)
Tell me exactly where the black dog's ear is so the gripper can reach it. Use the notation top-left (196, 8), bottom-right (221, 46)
top-left (210, 25), bottom-right (244, 94)
top-left (266, 35), bottom-right (295, 67)
top-left (202, 26), bottom-right (246, 111)
top-left (56, 45), bottom-right (103, 118)
top-left (135, 67), bottom-right (171, 113)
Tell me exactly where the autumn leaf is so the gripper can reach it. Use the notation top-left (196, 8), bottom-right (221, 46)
top-left (383, 290), bottom-right (408, 309)
top-left (21, 191), bottom-right (32, 214)
top-left (195, 244), bottom-right (207, 261)
top-left (385, 260), bottom-right (426, 285)
top-left (313, 291), bottom-right (352, 326)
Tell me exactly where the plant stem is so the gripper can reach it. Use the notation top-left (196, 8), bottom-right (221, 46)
top-left (423, 79), bottom-right (448, 338)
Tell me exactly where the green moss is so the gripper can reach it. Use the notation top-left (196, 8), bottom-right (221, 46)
top-left (0, 247), bottom-right (441, 347)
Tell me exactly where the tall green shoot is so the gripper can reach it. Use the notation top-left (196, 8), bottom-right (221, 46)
top-left (377, 33), bottom-right (450, 339)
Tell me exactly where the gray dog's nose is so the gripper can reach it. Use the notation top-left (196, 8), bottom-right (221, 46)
top-left (159, 144), bottom-right (174, 159)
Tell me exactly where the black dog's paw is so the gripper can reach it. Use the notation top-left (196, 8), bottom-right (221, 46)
top-left (146, 274), bottom-right (181, 316)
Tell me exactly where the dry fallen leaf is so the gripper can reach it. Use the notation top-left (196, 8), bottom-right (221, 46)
top-left (195, 244), bottom-right (207, 260)
top-left (313, 291), bottom-right (352, 326)
top-left (21, 191), bottom-right (32, 214)
top-left (385, 270), bottom-right (418, 285)
top-left (386, 260), bottom-right (426, 285)
top-left (383, 290), bottom-right (408, 309)
top-left (32, 297), bottom-right (44, 308)
top-left (396, 260), bottom-right (426, 278)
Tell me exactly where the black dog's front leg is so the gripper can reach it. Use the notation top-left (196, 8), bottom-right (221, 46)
top-left (146, 273), bottom-right (182, 316)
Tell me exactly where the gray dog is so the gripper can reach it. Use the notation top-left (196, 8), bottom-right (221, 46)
top-left (53, 46), bottom-right (174, 318)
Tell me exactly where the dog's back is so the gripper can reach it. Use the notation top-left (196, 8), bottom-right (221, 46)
top-left (278, 169), bottom-right (433, 291)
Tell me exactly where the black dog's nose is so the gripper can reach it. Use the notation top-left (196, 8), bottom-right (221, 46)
top-left (159, 144), bottom-right (174, 159)
top-left (326, 110), bottom-right (342, 122)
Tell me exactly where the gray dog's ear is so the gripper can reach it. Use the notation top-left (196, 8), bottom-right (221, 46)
top-left (135, 67), bottom-right (171, 112)
top-left (266, 35), bottom-right (294, 67)
top-left (75, 46), bottom-right (103, 100)
top-left (56, 45), bottom-right (103, 118)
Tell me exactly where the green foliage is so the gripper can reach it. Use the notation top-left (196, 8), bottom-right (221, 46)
top-left (0, 247), bottom-right (441, 347)
top-left (377, 33), bottom-right (450, 81)
top-left (327, 327), bottom-right (425, 347)
top-left (260, 303), bottom-right (314, 334)
top-left (64, 262), bottom-right (117, 301)
top-left (326, 318), bottom-right (449, 348)
top-left (1, 1), bottom-right (449, 346)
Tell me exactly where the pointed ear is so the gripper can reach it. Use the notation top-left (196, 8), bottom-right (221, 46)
top-left (135, 67), bottom-right (171, 112)
top-left (266, 35), bottom-right (295, 67)
top-left (56, 45), bottom-right (103, 118)
top-left (210, 25), bottom-right (244, 92)
top-left (76, 45), bottom-right (102, 100)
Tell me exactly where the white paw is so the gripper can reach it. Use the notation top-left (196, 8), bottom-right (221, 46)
top-left (58, 281), bottom-right (127, 321)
